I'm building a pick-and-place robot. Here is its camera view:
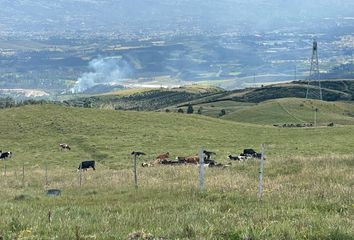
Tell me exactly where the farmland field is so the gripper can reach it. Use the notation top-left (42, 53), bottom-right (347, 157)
top-left (0, 104), bottom-right (353, 239)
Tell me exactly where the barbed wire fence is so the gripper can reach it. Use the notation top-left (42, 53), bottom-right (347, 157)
top-left (0, 146), bottom-right (266, 198)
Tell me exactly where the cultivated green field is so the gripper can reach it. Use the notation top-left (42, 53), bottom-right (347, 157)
top-left (0, 104), bottom-right (353, 239)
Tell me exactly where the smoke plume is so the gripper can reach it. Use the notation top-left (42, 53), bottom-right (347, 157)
top-left (71, 56), bottom-right (131, 93)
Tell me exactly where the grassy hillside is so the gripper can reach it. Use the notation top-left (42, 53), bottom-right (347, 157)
top-left (0, 105), bottom-right (353, 239)
top-left (222, 98), bottom-right (354, 126)
top-left (1, 104), bottom-right (354, 166)
top-left (224, 80), bottom-right (354, 103)
top-left (64, 85), bottom-right (225, 111)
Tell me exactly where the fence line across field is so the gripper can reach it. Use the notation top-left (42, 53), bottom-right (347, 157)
top-left (1, 147), bottom-right (266, 196)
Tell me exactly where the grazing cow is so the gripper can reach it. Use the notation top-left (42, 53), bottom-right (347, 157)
top-left (156, 152), bottom-right (169, 160)
top-left (59, 143), bottom-right (71, 151)
top-left (78, 161), bottom-right (95, 171)
top-left (0, 151), bottom-right (12, 160)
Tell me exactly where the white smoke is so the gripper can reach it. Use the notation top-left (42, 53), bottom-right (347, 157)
top-left (71, 56), bottom-right (131, 93)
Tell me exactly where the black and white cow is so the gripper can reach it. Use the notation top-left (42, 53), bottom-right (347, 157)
top-left (228, 155), bottom-right (241, 161)
top-left (78, 161), bottom-right (95, 171)
top-left (243, 149), bottom-right (257, 156)
top-left (0, 151), bottom-right (12, 160)
top-left (59, 143), bottom-right (71, 150)
top-left (203, 150), bottom-right (216, 160)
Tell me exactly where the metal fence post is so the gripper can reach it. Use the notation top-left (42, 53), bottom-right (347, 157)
top-left (258, 144), bottom-right (265, 201)
top-left (3, 161), bottom-right (6, 177)
top-left (45, 162), bottom-right (48, 187)
top-left (79, 162), bottom-right (83, 187)
top-left (133, 154), bottom-right (138, 189)
top-left (22, 163), bottom-right (25, 187)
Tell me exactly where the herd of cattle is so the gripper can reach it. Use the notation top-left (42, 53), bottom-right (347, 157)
top-left (0, 144), bottom-right (263, 171)
top-left (141, 148), bottom-right (264, 168)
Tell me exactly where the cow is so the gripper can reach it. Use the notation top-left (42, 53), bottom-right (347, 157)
top-left (203, 150), bottom-right (216, 160)
top-left (208, 162), bottom-right (224, 168)
top-left (156, 152), bottom-right (169, 160)
top-left (0, 151), bottom-right (12, 160)
top-left (59, 143), bottom-right (71, 151)
top-left (208, 161), bottom-right (232, 168)
top-left (141, 162), bottom-right (154, 167)
top-left (183, 156), bottom-right (199, 164)
top-left (228, 155), bottom-right (241, 161)
top-left (243, 149), bottom-right (257, 156)
top-left (160, 159), bottom-right (180, 165)
top-left (78, 161), bottom-right (95, 171)
top-left (178, 154), bottom-right (216, 164)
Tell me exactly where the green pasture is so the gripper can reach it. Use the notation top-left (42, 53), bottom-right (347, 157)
top-left (0, 104), bottom-right (353, 239)
top-left (221, 98), bottom-right (354, 126)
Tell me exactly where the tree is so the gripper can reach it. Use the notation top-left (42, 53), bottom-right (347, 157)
top-left (177, 108), bottom-right (184, 113)
top-left (187, 103), bottom-right (194, 114)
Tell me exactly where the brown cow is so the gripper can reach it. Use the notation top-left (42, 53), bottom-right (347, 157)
top-left (156, 152), bottom-right (169, 160)
top-left (185, 156), bottom-right (199, 164)
top-left (176, 156), bottom-right (199, 164)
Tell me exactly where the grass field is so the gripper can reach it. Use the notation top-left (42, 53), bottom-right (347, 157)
top-left (0, 104), bottom-right (353, 239)
top-left (220, 98), bottom-right (354, 126)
